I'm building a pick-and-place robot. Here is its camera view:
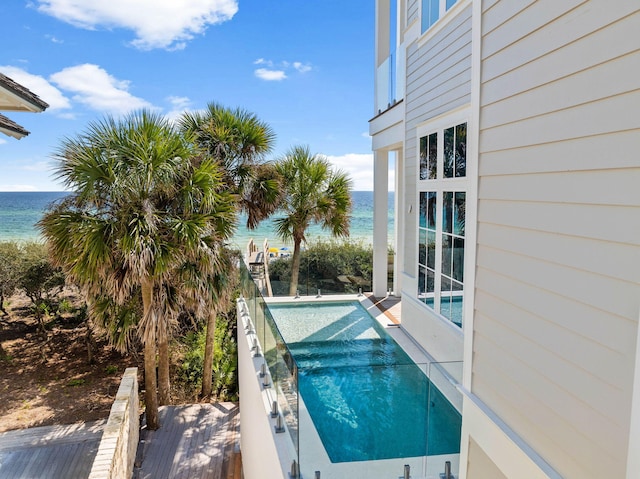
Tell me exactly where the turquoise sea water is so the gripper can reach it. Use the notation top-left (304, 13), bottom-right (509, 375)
top-left (0, 191), bottom-right (394, 248)
top-left (269, 301), bottom-right (462, 463)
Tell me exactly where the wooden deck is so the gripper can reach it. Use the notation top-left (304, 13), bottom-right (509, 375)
top-left (133, 402), bottom-right (241, 479)
top-left (0, 420), bottom-right (105, 479)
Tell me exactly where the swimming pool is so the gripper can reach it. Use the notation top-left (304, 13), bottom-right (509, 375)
top-left (268, 301), bottom-right (461, 463)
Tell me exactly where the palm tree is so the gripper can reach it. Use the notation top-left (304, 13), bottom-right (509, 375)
top-left (274, 145), bottom-right (353, 295)
top-left (178, 102), bottom-right (282, 229)
top-left (38, 110), bottom-right (235, 429)
top-left (179, 103), bottom-right (279, 398)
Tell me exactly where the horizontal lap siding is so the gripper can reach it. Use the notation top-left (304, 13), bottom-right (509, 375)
top-left (474, 1), bottom-right (640, 478)
top-left (402, 3), bottom-right (472, 276)
top-left (407, 0), bottom-right (419, 26)
top-left (467, 439), bottom-right (508, 479)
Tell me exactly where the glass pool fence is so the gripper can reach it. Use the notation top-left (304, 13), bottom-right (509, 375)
top-left (240, 261), bottom-right (463, 479)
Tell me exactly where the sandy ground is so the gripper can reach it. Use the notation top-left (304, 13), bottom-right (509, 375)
top-left (0, 291), bottom-right (140, 433)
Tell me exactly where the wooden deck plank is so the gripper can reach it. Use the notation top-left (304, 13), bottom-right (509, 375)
top-left (134, 403), bottom-right (240, 479)
top-left (0, 434), bottom-right (100, 479)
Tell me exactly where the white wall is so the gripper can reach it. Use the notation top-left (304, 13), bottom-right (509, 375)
top-left (237, 301), bottom-right (288, 479)
top-left (471, 1), bottom-right (640, 478)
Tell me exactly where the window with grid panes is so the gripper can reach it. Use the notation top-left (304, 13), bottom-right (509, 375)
top-left (417, 122), bottom-right (467, 327)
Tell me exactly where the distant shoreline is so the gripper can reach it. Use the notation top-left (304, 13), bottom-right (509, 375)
top-left (0, 190), bottom-right (393, 247)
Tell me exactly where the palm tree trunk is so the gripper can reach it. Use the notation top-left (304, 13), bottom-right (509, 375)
top-left (142, 280), bottom-right (159, 430)
top-left (201, 310), bottom-right (217, 399)
top-left (158, 335), bottom-right (170, 405)
top-left (289, 238), bottom-right (303, 296)
top-left (0, 291), bottom-right (7, 316)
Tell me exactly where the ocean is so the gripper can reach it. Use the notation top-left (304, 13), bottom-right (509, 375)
top-left (0, 191), bottom-right (395, 248)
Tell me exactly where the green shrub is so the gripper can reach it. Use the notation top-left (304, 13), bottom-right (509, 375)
top-left (269, 239), bottom-right (373, 295)
top-left (179, 313), bottom-right (238, 401)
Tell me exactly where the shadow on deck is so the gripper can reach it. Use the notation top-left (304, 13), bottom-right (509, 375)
top-left (133, 402), bottom-right (241, 479)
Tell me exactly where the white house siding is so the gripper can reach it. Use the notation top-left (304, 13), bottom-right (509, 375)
top-left (403, 2), bottom-right (472, 275)
top-left (399, 3), bottom-right (471, 359)
top-left (473, 1), bottom-right (640, 477)
top-left (407, 0), bottom-right (419, 27)
top-left (466, 439), bottom-right (507, 479)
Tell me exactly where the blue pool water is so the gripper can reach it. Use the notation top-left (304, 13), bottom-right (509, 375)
top-left (268, 301), bottom-right (461, 463)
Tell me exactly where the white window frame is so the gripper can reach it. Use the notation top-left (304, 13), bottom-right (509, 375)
top-left (416, 108), bottom-right (470, 328)
top-left (418, 0), bottom-right (470, 45)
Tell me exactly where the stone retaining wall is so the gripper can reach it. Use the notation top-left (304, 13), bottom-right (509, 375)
top-left (88, 367), bottom-right (139, 479)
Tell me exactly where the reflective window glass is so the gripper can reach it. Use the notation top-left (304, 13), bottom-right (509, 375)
top-left (443, 192), bottom-right (453, 233)
top-left (444, 127), bottom-right (454, 178)
top-left (427, 231), bottom-right (436, 269)
top-left (455, 123), bottom-right (467, 177)
top-left (419, 136), bottom-right (428, 180)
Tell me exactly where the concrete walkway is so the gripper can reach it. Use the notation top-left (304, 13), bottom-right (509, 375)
top-left (0, 420), bottom-right (105, 479)
top-left (133, 402), bottom-right (241, 479)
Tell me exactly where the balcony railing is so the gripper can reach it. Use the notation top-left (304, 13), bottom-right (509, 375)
top-left (375, 48), bottom-right (404, 115)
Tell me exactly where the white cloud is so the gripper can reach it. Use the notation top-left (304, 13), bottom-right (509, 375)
top-left (0, 138), bottom-right (6, 145)
top-left (165, 96), bottom-right (192, 122)
top-left (49, 64), bottom-right (153, 115)
top-left (36, 0), bottom-right (238, 50)
top-left (293, 62), bottom-right (312, 73)
top-left (0, 65), bottom-right (71, 110)
top-left (325, 153), bottom-right (395, 191)
top-left (45, 34), bottom-right (63, 43)
top-left (22, 161), bottom-right (52, 172)
top-left (254, 68), bottom-right (287, 81)
top-left (253, 58), bottom-right (272, 67)
top-left (253, 59), bottom-right (312, 81)
top-left (0, 184), bottom-right (39, 192)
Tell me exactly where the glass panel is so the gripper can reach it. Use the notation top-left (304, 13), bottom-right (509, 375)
top-left (454, 192), bottom-right (466, 235)
top-left (455, 122), bottom-right (467, 177)
top-left (452, 237), bottom-right (465, 282)
top-left (441, 273), bottom-right (451, 293)
top-left (443, 192), bottom-right (453, 234)
top-left (427, 191), bottom-right (437, 229)
top-left (440, 295), bottom-right (452, 321)
top-left (451, 292), bottom-right (463, 327)
top-left (425, 361), bottom-right (463, 461)
top-left (419, 192), bottom-right (428, 228)
top-left (427, 268), bottom-right (435, 294)
top-left (427, 230), bottom-right (436, 269)
top-left (429, 0), bottom-right (440, 27)
top-left (419, 136), bottom-right (428, 180)
top-left (443, 126), bottom-right (454, 178)
top-left (419, 229), bottom-right (427, 265)
top-left (442, 234), bottom-right (452, 278)
top-left (446, 0), bottom-right (457, 9)
top-left (428, 132), bottom-right (438, 179)
top-left (418, 265), bottom-right (426, 297)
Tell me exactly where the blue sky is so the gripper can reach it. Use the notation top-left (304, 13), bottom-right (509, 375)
top-left (0, 0), bottom-right (387, 191)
